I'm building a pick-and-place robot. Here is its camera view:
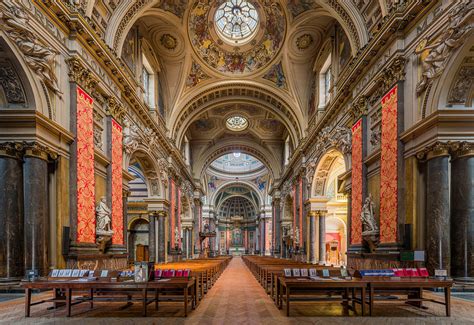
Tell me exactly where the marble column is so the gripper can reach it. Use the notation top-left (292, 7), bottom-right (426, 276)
top-left (273, 198), bottom-right (281, 255)
top-left (148, 212), bottom-right (157, 262)
top-left (215, 222), bottom-right (220, 254)
top-left (255, 220), bottom-right (260, 253)
top-left (319, 211), bottom-right (326, 264)
top-left (209, 211), bottom-right (216, 255)
top-left (23, 143), bottom-right (52, 276)
top-left (0, 143), bottom-right (24, 279)
top-left (157, 211), bottom-right (167, 262)
top-left (261, 216), bottom-right (266, 255)
top-left (422, 143), bottom-right (451, 274)
top-left (450, 142), bottom-right (474, 278)
top-left (308, 212), bottom-right (317, 264)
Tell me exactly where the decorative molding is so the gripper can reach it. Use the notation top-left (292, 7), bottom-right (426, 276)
top-left (350, 96), bottom-right (368, 121)
top-left (0, 0), bottom-right (62, 96)
top-left (296, 34), bottom-right (313, 50)
top-left (450, 141), bottom-right (474, 159)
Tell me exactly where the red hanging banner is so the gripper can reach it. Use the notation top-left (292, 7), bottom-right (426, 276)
top-left (380, 86), bottom-right (399, 243)
top-left (111, 119), bottom-right (123, 245)
top-left (351, 118), bottom-right (363, 244)
top-left (76, 87), bottom-right (96, 243)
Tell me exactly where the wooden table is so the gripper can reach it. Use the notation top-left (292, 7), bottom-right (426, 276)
top-left (278, 277), bottom-right (367, 316)
top-left (366, 278), bottom-right (453, 316)
top-left (22, 277), bottom-right (196, 317)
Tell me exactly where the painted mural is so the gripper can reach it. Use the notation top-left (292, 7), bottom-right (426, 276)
top-left (287, 0), bottom-right (319, 18)
top-left (157, 0), bottom-right (188, 18)
top-left (186, 61), bottom-right (211, 88)
top-left (188, 0), bottom-right (285, 74)
top-left (263, 62), bottom-right (287, 88)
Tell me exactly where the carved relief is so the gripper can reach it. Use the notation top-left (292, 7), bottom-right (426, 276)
top-left (350, 96), bottom-right (368, 121)
top-left (0, 62), bottom-right (26, 104)
top-left (415, 1), bottom-right (473, 95)
top-left (66, 57), bottom-right (99, 96)
top-left (0, 1), bottom-right (62, 96)
top-left (122, 117), bottom-right (140, 154)
top-left (106, 96), bottom-right (126, 123)
top-left (447, 63), bottom-right (474, 106)
top-left (93, 128), bottom-right (103, 150)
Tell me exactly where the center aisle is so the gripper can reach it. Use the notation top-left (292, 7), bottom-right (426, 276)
top-left (188, 256), bottom-right (284, 324)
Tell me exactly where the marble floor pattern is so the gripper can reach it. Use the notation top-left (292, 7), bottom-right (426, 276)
top-left (1, 257), bottom-right (474, 324)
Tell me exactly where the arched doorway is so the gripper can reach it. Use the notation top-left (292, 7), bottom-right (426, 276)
top-left (311, 150), bottom-right (348, 265)
top-left (128, 218), bottom-right (149, 262)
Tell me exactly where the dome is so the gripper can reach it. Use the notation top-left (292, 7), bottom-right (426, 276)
top-left (214, 0), bottom-right (259, 45)
top-left (210, 153), bottom-right (264, 174)
top-left (219, 196), bottom-right (256, 220)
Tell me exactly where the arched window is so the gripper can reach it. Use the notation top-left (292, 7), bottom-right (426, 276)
top-left (142, 54), bottom-right (156, 109)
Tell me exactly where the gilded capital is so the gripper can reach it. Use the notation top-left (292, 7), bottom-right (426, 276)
top-left (416, 142), bottom-right (450, 161)
top-left (0, 142), bottom-right (23, 159)
top-left (450, 141), bottom-right (474, 159)
top-left (106, 96), bottom-right (126, 124)
top-left (23, 141), bottom-right (56, 161)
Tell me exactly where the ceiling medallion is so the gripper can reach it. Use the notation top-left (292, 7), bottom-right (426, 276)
top-left (189, 0), bottom-right (286, 75)
top-left (160, 34), bottom-right (177, 50)
top-left (296, 34), bottom-right (313, 50)
top-left (226, 115), bottom-right (248, 131)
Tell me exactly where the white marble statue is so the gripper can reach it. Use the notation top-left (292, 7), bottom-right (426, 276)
top-left (96, 197), bottom-right (113, 235)
top-left (361, 194), bottom-right (378, 233)
top-left (174, 226), bottom-right (180, 245)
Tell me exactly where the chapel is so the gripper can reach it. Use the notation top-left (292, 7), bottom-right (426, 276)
top-left (0, 0), bottom-right (473, 323)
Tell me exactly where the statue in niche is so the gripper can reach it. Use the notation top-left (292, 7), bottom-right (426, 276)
top-left (96, 197), bottom-right (113, 235)
top-left (295, 226), bottom-right (300, 246)
top-left (122, 118), bottom-right (140, 154)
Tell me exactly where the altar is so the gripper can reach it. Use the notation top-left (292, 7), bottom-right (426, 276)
top-left (229, 247), bottom-right (244, 256)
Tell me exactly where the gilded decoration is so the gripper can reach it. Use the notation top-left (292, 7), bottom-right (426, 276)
top-left (296, 34), bottom-right (313, 50)
top-left (0, 0), bottom-right (62, 96)
top-left (160, 34), bottom-right (178, 50)
top-left (188, 0), bottom-right (286, 74)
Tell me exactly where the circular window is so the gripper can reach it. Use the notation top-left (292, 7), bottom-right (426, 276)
top-left (226, 116), bottom-right (248, 131)
top-left (214, 0), bottom-right (259, 44)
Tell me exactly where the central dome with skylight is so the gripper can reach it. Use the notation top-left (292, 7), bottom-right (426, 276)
top-left (210, 153), bottom-right (264, 174)
top-left (214, 0), bottom-right (259, 45)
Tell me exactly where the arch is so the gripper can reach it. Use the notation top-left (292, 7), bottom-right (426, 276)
top-left (172, 81), bottom-right (304, 149)
top-left (196, 141), bottom-right (280, 181)
top-left (0, 35), bottom-right (48, 115)
top-left (217, 196), bottom-right (258, 220)
top-left (128, 149), bottom-right (164, 198)
top-left (211, 181), bottom-right (263, 211)
top-left (425, 33), bottom-right (474, 118)
top-left (311, 149), bottom-right (347, 198)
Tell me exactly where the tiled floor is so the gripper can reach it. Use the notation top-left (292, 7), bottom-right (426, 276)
top-left (1, 257), bottom-right (474, 324)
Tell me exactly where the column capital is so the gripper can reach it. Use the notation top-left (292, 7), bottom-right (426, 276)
top-left (0, 142), bottom-right (23, 159)
top-left (416, 142), bottom-right (450, 161)
top-left (307, 210), bottom-right (327, 217)
top-left (23, 141), bottom-right (58, 161)
top-left (450, 141), bottom-right (474, 159)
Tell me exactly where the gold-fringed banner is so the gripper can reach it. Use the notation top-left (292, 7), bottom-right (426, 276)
top-left (351, 118), bottom-right (363, 244)
top-left (380, 85), bottom-right (398, 243)
top-left (76, 87), bottom-right (96, 243)
top-left (111, 119), bottom-right (123, 245)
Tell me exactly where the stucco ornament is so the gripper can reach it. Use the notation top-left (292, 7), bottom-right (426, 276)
top-left (415, 0), bottom-right (473, 94)
top-left (0, 0), bottom-right (62, 96)
top-left (122, 118), bottom-right (140, 154)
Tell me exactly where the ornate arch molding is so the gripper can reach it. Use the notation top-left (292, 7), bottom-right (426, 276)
top-left (172, 82), bottom-right (304, 148)
top-left (217, 195), bottom-right (259, 218)
top-left (197, 143), bottom-right (279, 181)
top-left (289, 4), bottom-right (367, 55)
top-left (128, 147), bottom-right (167, 198)
top-left (211, 181), bottom-right (264, 209)
top-left (309, 150), bottom-right (345, 197)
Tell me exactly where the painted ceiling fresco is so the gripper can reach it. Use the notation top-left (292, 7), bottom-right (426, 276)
top-left (188, 0), bottom-right (286, 75)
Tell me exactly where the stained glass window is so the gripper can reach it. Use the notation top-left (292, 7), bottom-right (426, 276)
top-left (214, 0), bottom-right (259, 43)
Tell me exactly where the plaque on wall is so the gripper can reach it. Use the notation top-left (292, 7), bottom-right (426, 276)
top-left (322, 269), bottom-right (330, 278)
top-left (300, 269), bottom-right (308, 277)
top-left (309, 269), bottom-right (317, 277)
top-left (292, 269), bottom-right (301, 277)
top-left (284, 269), bottom-right (292, 277)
